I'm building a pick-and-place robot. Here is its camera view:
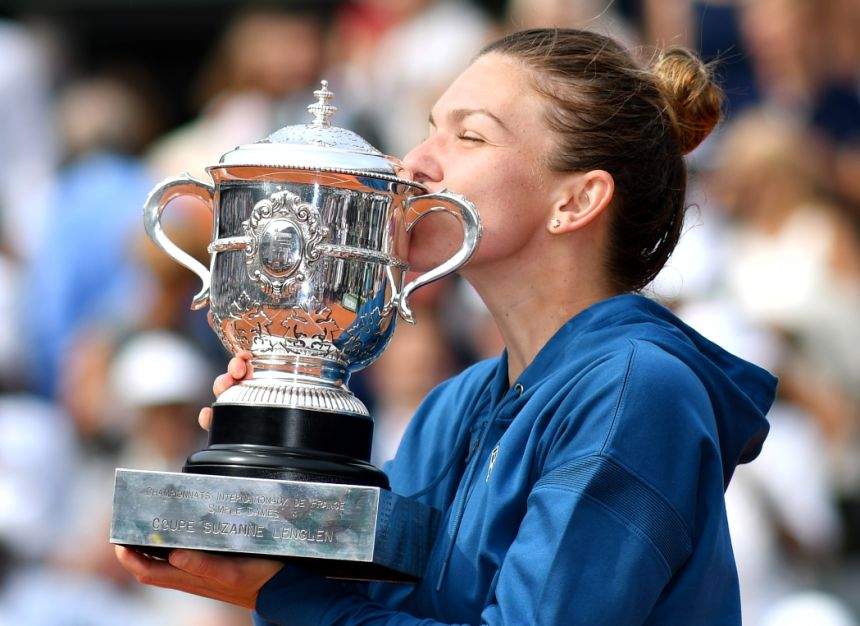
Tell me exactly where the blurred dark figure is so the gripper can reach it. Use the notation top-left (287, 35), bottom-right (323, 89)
top-left (739, 0), bottom-right (860, 144)
top-left (741, 0), bottom-right (860, 212)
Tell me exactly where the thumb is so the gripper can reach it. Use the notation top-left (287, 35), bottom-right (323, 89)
top-left (168, 549), bottom-right (226, 579)
top-left (168, 549), bottom-right (283, 585)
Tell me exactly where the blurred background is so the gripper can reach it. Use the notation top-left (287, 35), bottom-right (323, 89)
top-left (0, 0), bottom-right (858, 624)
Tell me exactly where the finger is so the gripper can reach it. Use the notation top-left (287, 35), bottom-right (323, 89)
top-left (170, 550), bottom-right (281, 581)
top-left (115, 547), bottom-right (252, 607)
top-left (213, 373), bottom-right (234, 397)
top-left (227, 357), bottom-right (247, 381)
top-left (236, 351), bottom-right (254, 380)
top-left (115, 545), bottom-right (189, 586)
top-left (169, 549), bottom-right (239, 585)
top-left (198, 407), bottom-right (213, 431)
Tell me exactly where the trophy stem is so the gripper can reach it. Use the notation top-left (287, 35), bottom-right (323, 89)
top-left (249, 356), bottom-right (349, 387)
top-left (184, 405), bottom-right (390, 489)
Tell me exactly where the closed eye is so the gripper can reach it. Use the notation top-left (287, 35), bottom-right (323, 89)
top-left (457, 132), bottom-right (485, 143)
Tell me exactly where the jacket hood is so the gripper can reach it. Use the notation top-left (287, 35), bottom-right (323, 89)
top-left (571, 294), bottom-right (777, 486)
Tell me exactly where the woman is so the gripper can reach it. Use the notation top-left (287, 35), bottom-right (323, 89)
top-left (116, 28), bottom-right (777, 624)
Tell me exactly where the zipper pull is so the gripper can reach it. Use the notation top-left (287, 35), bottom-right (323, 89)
top-left (464, 420), bottom-right (485, 463)
top-left (486, 443), bottom-right (500, 482)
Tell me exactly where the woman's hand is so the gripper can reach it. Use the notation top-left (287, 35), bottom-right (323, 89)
top-left (114, 545), bottom-right (282, 609)
top-left (198, 349), bottom-right (253, 431)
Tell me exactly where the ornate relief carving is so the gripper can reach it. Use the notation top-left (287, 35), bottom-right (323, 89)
top-left (242, 190), bottom-right (329, 301)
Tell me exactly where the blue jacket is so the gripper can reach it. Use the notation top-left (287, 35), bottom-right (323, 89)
top-left (254, 294), bottom-right (777, 625)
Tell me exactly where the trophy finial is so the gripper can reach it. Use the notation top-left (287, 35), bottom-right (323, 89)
top-left (308, 80), bottom-right (337, 127)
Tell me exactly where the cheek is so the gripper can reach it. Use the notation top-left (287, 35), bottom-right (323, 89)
top-left (406, 153), bottom-right (547, 271)
top-left (458, 160), bottom-right (546, 264)
top-left (406, 212), bottom-right (463, 272)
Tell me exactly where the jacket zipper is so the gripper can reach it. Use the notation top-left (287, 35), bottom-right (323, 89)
top-left (435, 413), bottom-right (496, 591)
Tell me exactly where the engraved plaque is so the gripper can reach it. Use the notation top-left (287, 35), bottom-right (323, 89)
top-left (110, 469), bottom-right (438, 581)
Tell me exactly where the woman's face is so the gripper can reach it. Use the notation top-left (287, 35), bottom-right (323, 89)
top-left (402, 53), bottom-right (559, 272)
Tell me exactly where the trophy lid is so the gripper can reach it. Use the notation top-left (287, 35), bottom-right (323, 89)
top-left (214, 81), bottom-right (417, 186)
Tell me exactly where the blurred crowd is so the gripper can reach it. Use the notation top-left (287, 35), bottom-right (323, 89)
top-left (0, 1), bottom-right (858, 624)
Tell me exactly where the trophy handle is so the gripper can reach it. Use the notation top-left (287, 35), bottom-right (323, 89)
top-left (398, 189), bottom-right (482, 324)
top-left (143, 173), bottom-right (215, 310)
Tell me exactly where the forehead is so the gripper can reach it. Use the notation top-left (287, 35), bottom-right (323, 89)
top-left (432, 53), bottom-right (546, 131)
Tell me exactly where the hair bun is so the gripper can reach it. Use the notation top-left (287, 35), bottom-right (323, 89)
top-left (652, 47), bottom-right (723, 155)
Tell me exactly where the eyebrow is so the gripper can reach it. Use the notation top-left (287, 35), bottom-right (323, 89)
top-left (428, 108), bottom-right (511, 133)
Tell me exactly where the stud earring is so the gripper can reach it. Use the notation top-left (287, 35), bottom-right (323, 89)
top-left (550, 218), bottom-right (561, 229)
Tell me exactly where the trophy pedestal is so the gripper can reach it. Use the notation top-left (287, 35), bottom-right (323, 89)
top-left (110, 468), bottom-right (438, 582)
top-left (184, 404), bottom-right (389, 488)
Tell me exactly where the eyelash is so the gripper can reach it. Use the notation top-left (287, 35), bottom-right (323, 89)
top-left (457, 133), bottom-right (484, 143)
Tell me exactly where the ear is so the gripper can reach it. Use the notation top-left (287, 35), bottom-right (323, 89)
top-left (546, 170), bottom-right (615, 234)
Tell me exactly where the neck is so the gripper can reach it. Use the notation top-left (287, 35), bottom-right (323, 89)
top-left (462, 234), bottom-right (615, 385)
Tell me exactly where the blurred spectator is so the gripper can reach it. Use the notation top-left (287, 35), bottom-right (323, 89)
top-left (47, 331), bottom-right (229, 626)
top-left (328, 0), bottom-right (493, 157)
top-left (110, 331), bottom-right (213, 471)
top-left (739, 0), bottom-right (860, 144)
top-left (23, 74), bottom-right (159, 397)
top-left (0, 19), bottom-right (57, 262)
top-left (0, 398), bottom-right (75, 563)
top-left (714, 108), bottom-right (860, 399)
top-left (56, 205), bottom-right (219, 458)
top-left (679, 299), bottom-right (848, 624)
top-left (148, 7), bottom-right (326, 179)
top-left (507, 0), bottom-right (637, 48)
top-left (742, 0), bottom-right (860, 211)
top-left (0, 252), bottom-right (156, 626)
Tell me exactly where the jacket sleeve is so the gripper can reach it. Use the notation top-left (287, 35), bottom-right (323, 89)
top-left (253, 451), bottom-right (690, 626)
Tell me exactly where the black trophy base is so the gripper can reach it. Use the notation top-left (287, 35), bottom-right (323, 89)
top-left (183, 404), bottom-right (389, 489)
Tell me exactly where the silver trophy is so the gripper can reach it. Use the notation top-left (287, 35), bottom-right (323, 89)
top-left (110, 81), bottom-right (481, 581)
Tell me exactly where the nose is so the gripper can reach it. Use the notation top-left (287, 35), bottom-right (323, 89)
top-left (402, 137), bottom-right (444, 187)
